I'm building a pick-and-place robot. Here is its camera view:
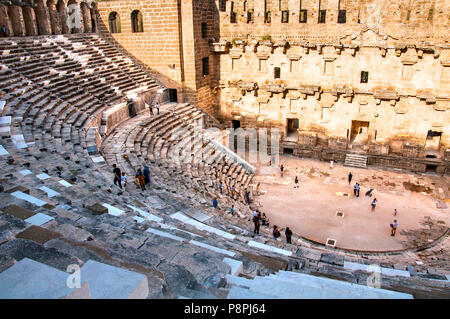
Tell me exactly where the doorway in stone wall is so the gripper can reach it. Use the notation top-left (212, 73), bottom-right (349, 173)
top-left (286, 118), bottom-right (299, 141)
top-left (350, 120), bottom-right (369, 144)
top-left (168, 89), bottom-right (178, 102)
top-left (424, 130), bottom-right (442, 151)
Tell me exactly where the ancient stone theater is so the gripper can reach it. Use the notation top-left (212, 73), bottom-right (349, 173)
top-left (0, 0), bottom-right (448, 299)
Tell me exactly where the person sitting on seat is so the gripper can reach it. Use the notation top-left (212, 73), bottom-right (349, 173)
top-left (261, 213), bottom-right (269, 226)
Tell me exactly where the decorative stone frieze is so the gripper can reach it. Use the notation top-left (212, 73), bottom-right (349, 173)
top-left (210, 41), bottom-right (229, 53)
top-left (256, 51), bottom-right (270, 60)
top-left (229, 47), bottom-right (242, 59)
top-left (237, 81), bottom-right (256, 91)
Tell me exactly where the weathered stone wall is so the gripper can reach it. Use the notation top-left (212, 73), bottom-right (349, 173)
top-left (97, 0), bottom-right (219, 115)
top-left (97, 0), bottom-right (187, 101)
top-left (213, 0), bottom-right (450, 171)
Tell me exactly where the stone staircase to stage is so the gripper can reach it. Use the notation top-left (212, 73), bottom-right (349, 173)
top-left (344, 153), bottom-right (368, 168)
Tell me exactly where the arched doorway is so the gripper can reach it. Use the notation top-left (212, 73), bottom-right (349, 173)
top-left (130, 10), bottom-right (143, 33)
top-left (56, 0), bottom-right (68, 34)
top-left (108, 11), bottom-right (120, 33)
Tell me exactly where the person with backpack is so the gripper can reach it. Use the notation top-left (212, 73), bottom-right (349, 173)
top-left (371, 198), bottom-right (377, 211)
top-left (121, 172), bottom-right (127, 188)
top-left (285, 227), bottom-right (293, 244)
top-left (391, 220), bottom-right (398, 236)
top-left (112, 164), bottom-right (122, 189)
top-left (135, 169), bottom-right (146, 191)
top-left (143, 165), bottom-right (151, 185)
top-left (273, 225), bottom-right (281, 240)
top-left (253, 211), bottom-right (260, 235)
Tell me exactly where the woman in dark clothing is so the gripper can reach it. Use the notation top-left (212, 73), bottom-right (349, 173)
top-left (143, 165), bottom-right (150, 184)
top-left (285, 227), bottom-right (293, 244)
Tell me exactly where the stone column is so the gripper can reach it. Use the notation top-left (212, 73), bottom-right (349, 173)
top-left (0, 5), bottom-right (13, 36)
top-left (34, 0), bottom-right (52, 35)
top-left (8, 6), bottom-right (25, 36)
top-left (22, 6), bottom-right (38, 36)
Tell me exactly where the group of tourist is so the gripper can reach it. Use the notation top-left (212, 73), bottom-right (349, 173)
top-left (135, 166), bottom-right (151, 191)
top-left (349, 171), bottom-right (399, 236)
top-left (112, 164), bottom-right (150, 191)
top-left (271, 224), bottom-right (292, 244)
top-left (252, 210), bottom-right (270, 235)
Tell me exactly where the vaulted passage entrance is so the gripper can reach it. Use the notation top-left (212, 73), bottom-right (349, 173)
top-left (286, 118), bottom-right (299, 140)
top-left (350, 120), bottom-right (369, 144)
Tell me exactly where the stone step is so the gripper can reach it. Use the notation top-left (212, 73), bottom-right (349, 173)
top-left (274, 271), bottom-right (413, 298)
top-left (0, 258), bottom-right (90, 299)
top-left (79, 260), bottom-right (149, 299)
top-left (344, 153), bottom-right (368, 168)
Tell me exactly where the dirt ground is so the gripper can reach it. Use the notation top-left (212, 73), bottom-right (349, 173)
top-left (251, 154), bottom-right (450, 252)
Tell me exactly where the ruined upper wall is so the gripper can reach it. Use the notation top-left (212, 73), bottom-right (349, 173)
top-left (217, 0), bottom-right (449, 46)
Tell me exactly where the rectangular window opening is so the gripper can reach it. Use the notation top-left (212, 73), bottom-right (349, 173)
top-left (274, 67), bottom-right (281, 79)
top-left (282, 10), bottom-right (289, 23)
top-left (202, 57), bottom-right (210, 76)
top-left (338, 10), bottom-right (346, 23)
top-left (201, 22), bottom-right (207, 38)
top-left (427, 9), bottom-right (434, 21)
top-left (299, 9), bottom-right (307, 23)
top-left (247, 10), bottom-right (254, 23)
top-left (265, 11), bottom-right (271, 23)
top-left (318, 10), bottom-right (326, 23)
top-left (360, 71), bottom-right (369, 83)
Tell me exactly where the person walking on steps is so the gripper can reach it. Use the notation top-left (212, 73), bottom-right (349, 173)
top-left (136, 169), bottom-right (146, 191)
top-left (253, 211), bottom-right (260, 235)
top-left (230, 205), bottom-right (235, 216)
top-left (285, 227), bottom-right (293, 244)
top-left (213, 198), bottom-right (218, 209)
top-left (149, 104), bottom-right (154, 115)
top-left (348, 172), bottom-right (353, 184)
top-left (143, 165), bottom-right (151, 185)
top-left (112, 164), bottom-right (122, 189)
top-left (156, 103), bottom-right (160, 114)
top-left (121, 172), bottom-right (127, 188)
